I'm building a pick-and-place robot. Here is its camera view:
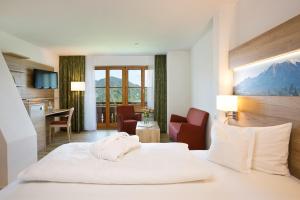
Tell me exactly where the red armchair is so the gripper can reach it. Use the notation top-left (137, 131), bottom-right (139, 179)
top-left (169, 108), bottom-right (209, 150)
top-left (116, 105), bottom-right (142, 135)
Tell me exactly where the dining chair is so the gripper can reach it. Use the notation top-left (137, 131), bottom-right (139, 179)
top-left (49, 107), bottom-right (74, 144)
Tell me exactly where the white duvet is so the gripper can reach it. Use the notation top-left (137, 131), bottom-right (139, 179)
top-left (18, 143), bottom-right (212, 184)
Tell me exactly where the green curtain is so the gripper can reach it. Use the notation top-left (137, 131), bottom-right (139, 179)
top-left (59, 56), bottom-right (85, 132)
top-left (154, 55), bottom-right (167, 133)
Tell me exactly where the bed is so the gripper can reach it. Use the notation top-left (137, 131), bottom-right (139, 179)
top-left (0, 150), bottom-right (299, 200)
top-left (2, 94), bottom-right (300, 200)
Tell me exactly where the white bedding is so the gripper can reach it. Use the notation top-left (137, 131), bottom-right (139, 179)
top-left (18, 143), bottom-right (212, 184)
top-left (1, 151), bottom-right (300, 200)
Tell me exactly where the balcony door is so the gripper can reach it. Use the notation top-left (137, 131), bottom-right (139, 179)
top-left (95, 66), bottom-right (147, 129)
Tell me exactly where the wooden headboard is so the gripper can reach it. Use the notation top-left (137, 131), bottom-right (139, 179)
top-left (229, 14), bottom-right (300, 68)
top-left (229, 97), bottom-right (300, 179)
top-left (229, 14), bottom-right (300, 179)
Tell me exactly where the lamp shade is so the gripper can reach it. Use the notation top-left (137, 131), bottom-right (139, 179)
top-left (216, 95), bottom-right (238, 112)
top-left (71, 82), bottom-right (85, 91)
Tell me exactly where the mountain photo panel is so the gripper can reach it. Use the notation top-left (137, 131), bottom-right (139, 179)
top-left (233, 53), bottom-right (300, 96)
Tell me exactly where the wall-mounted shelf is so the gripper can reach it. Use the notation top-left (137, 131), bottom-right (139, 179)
top-left (9, 69), bottom-right (26, 73)
top-left (3, 52), bottom-right (29, 59)
top-left (23, 97), bottom-right (54, 101)
top-left (10, 70), bottom-right (26, 87)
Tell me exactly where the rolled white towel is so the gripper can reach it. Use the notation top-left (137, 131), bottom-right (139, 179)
top-left (90, 132), bottom-right (141, 161)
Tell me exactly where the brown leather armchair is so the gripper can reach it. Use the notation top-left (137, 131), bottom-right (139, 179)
top-left (169, 108), bottom-right (209, 150)
top-left (116, 105), bottom-right (142, 135)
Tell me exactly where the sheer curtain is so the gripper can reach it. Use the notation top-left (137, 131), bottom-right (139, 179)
top-left (84, 56), bottom-right (97, 130)
top-left (146, 67), bottom-right (155, 109)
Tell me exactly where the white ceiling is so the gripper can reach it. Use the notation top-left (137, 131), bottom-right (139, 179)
top-left (0, 0), bottom-right (235, 55)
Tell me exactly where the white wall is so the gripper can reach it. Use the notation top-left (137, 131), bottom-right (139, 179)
top-left (85, 55), bottom-right (155, 130)
top-left (86, 55), bottom-right (155, 67)
top-left (189, 4), bottom-right (236, 147)
top-left (0, 53), bottom-right (37, 188)
top-left (0, 31), bottom-right (59, 108)
top-left (0, 31), bottom-right (58, 67)
top-left (167, 51), bottom-right (191, 129)
top-left (191, 23), bottom-right (213, 111)
top-left (230, 0), bottom-right (300, 49)
top-left (190, 22), bottom-right (215, 147)
top-left (189, 0), bottom-right (300, 148)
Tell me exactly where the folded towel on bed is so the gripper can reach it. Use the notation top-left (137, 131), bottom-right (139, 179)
top-left (89, 132), bottom-right (141, 161)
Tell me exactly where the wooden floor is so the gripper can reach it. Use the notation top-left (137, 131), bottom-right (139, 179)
top-left (39, 130), bottom-right (170, 160)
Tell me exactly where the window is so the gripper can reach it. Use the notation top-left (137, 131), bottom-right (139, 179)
top-left (95, 70), bottom-right (106, 125)
top-left (128, 70), bottom-right (141, 104)
top-left (95, 66), bottom-right (148, 129)
top-left (95, 70), bottom-right (106, 103)
top-left (109, 70), bottom-right (123, 104)
top-left (144, 69), bottom-right (151, 105)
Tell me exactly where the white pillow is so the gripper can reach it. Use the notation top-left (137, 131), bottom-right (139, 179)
top-left (251, 123), bottom-right (292, 175)
top-left (208, 122), bottom-right (255, 173)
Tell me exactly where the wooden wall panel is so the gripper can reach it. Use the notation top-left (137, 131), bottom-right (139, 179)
top-left (229, 14), bottom-right (300, 68)
top-left (0, 129), bottom-right (8, 188)
top-left (3, 54), bottom-right (54, 101)
top-left (230, 96), bottom-right (300, 179)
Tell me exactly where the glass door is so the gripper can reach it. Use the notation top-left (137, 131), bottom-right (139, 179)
top-left (95, 67), bottom-right (124, 129)
top-left (95, 66), bottom-right (148, 129)
top-left (95, 69), bottom-right (107, 129)
top-left (109, 69), bottom-right (123, 128)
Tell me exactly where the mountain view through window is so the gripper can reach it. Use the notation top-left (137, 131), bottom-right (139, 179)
top-left (95, 76), bottom-right (142, 103)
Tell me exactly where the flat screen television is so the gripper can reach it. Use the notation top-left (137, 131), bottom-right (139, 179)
top-left (33, 69), bottom-right (58, 89)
